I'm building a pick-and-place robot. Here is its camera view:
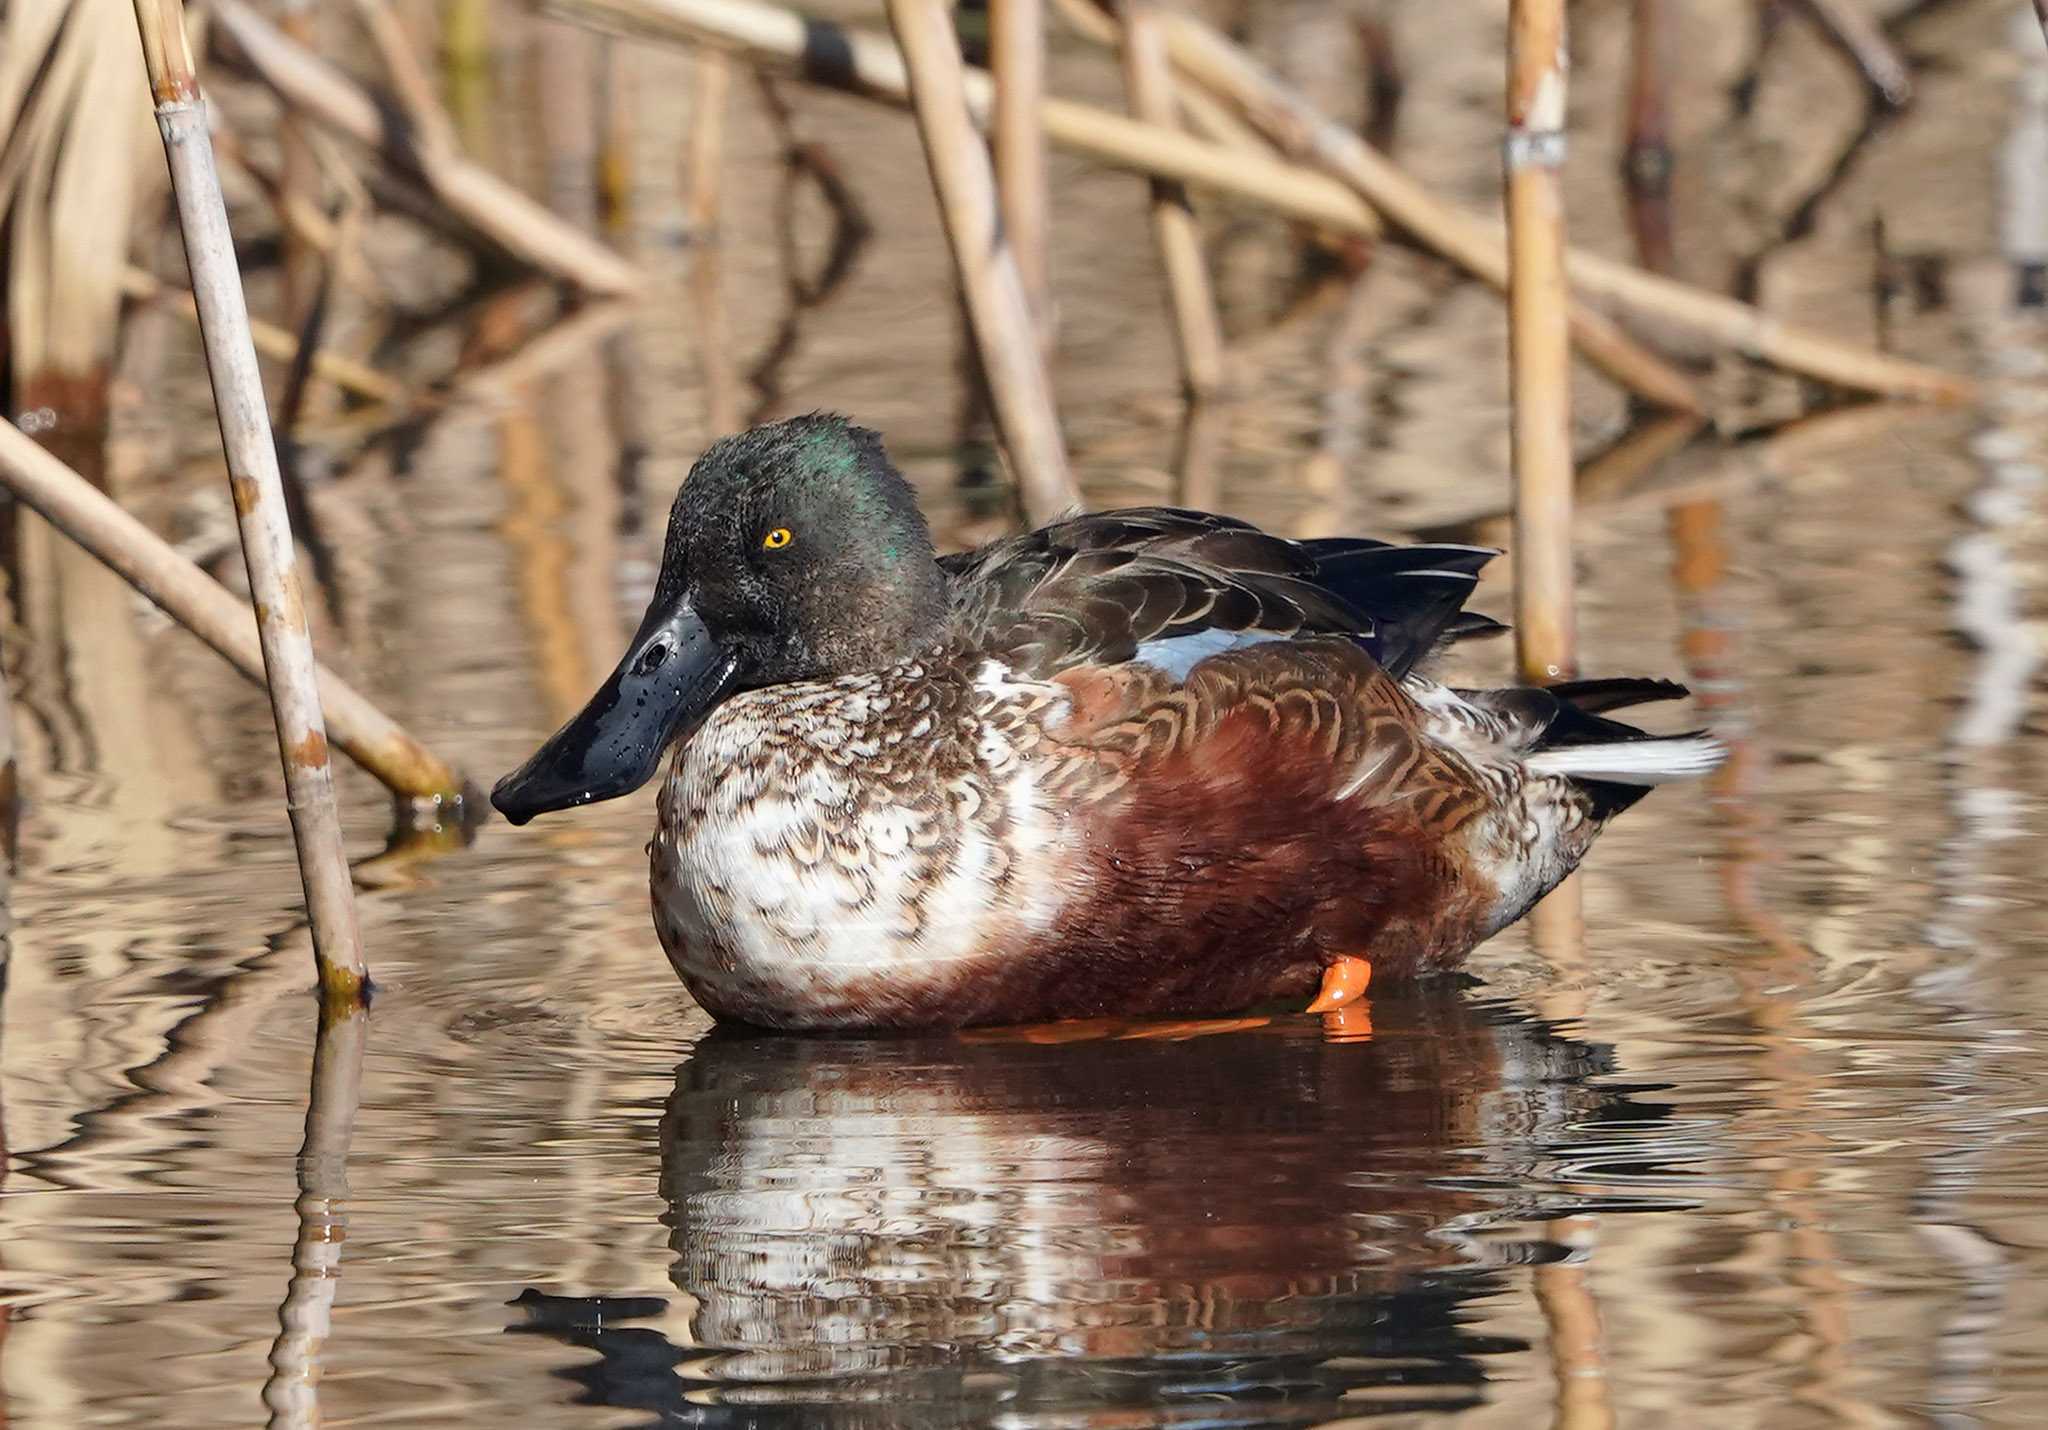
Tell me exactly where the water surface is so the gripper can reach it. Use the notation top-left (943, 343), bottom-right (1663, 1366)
top-left (7, 0), bottom-right (2048, 1424)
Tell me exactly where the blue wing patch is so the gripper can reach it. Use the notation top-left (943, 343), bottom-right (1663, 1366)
top-left (1134, 629), bottom-right (1287, 680)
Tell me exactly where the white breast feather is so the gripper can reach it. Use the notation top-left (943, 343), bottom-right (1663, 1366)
top-left (658, 663), bottom-right (1069, 1002)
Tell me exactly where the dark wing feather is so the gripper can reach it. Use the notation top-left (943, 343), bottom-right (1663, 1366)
top-left (1543, 677), bottom-right (1689, 714)
top-left (944, 508), bottom-right (1500, 681)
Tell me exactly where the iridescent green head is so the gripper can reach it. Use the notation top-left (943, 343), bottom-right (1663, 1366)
top-left (492, 414), bottom-right (948, 824)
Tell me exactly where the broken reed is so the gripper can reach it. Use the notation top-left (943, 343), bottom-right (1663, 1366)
top-left (130, 0), bottom-right (368, 1000)
top-left (1120, 0), bottom-right (1226, 400)
top-left (991, 0), bottom-right (1053, 351)
top-left (0, 421), bottom-right (464, 804)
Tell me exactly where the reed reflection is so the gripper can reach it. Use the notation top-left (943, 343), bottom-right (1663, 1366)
top-left (516, 990), bottom-right (1683, 1425)
top-left (262, 1001), bottom-right (368, 1429)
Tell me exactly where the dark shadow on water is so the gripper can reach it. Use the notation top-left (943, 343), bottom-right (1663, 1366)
top-left (510, 988), bottom-right (1690, 1427)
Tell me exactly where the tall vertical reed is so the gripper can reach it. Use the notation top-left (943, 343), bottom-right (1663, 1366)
top-left (686, 48), bottom-right (741, 436)
top-left (991, 0), bottom-right (1052, 350)
top-left (887, 0), bottom-right (1078, 522)
top-left (129, 0), bottom-right (369, 1000)
top-left (1505, 0), bottom-right (1577, 684)
top-left (1121, 0), bottom-right (1226, 401)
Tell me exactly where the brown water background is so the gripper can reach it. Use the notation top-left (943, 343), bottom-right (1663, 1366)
top-left (8, 0), bottom-right (2048, 1424)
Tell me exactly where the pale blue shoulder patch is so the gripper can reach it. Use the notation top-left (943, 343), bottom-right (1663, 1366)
top-left (1134, 628), bottom-right (1287, 681)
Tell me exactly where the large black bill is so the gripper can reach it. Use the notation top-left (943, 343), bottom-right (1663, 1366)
top-left (491, 596), bottom-right (740, 826)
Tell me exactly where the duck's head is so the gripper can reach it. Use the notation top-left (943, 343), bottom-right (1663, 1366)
top-left (490, 414), bottom-right (947, 825)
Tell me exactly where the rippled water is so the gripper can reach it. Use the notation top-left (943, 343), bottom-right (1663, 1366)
top-left (9, 0), bottom-right (2048, 1425)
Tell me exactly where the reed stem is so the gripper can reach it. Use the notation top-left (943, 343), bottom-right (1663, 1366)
top-left (1796, 0), bottom-right (1911, 107)
top-left (213, 0), bottom-right (639, 295)
top-left (543, 0), bottom-right (1972, 405)
top-left (1161, 12), bottom-right (1699, 419)
top-left (119, 266), bottom-right (403, 406)
top-left (1122, 0), bottom-right (1226, 400)
top-left (130, 0), bottom-right (368, 1000)
top-left (352, 0), bottom-right (460, 156)
top-left (686, 48), bottom-right (740, 435)
top-left (887, 0), bottom-right (1078, 522)
top-left (991, 0), bottom-right (1052, 350)
top-left (1506, 0), bottom-right (1576, 683)
top-left (0, 420), bottom-right (464, 806)
top-left (275, 2), bottom-right (324, 330)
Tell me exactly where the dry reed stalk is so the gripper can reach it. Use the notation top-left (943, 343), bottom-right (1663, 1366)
top-left (455, 299), bottom-right (635, 403)
top-left (1622, 0), bottom-right (1675, 277)
top-left (352, 0), bottom-right (460, 155)
top-left (1, 0), bottom-right (160, 442)
top-left (547, 0), bottom-right (1975, 405)
top-left (1172, 400), bottom-right (1225, 509)
top-left (1796, 0), bottom-right (1911, 106)
top-left (1122, 1), bottom-right (1226, 400)
top-left (1171, 74), bottom-right (1269, 155)
top-left (686, 47), bottom-right (741, 435)
top-left (887, 0), bottom-right (1078, 522)
top-left (131, 0), bottom-right (367, 998)
top-left (548, 0), bottom-right (1388, 238)
top-left (1160, 13), bottom-right (1699, 419)
top-left (276, 2), bottom-right (324, 328)
top-left (1057, 0), bottom-right (1245, 159)
top-left (992, 0), bottom-right (1053, 348)
top-left (0, 418), bottom-right (465, 802)
top-left (1554, 242), bottom-right (1969, 401)
top-left (1506, 0), bottom-right (1576, 683)
top-left (209, 124), bottom-right (366, 284)
top-left (1160, 14), bottom-right (1972, 405)
top-left (211, 0), bottom-right (640, 295)
top-left (1046, 0), bottom-right (1114, 45)
top-left (119, 266), bottom-right (404, 405)
top-left (261, 996), bottom-right (367, 1429)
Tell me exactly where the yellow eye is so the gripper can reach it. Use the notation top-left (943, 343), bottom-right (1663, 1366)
top-left (762, 527), bottom-right (793, 551)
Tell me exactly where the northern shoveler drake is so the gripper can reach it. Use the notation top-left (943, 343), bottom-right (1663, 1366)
top-left (492, 413), bottom-right (1721, 1030)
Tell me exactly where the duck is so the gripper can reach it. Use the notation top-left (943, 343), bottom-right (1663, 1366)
top-left (491, 413), bottom-right (1721, 1030)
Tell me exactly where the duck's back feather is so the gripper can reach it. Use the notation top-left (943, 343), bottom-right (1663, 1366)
top-left (942, 507), bottom-right (1500, 682)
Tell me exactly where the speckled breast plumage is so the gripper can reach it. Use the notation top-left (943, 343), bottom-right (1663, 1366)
top-left (650, 655), bottom-right (1078, 1026)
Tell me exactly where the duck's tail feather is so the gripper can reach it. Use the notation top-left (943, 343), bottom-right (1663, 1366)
top-left (1525, 732), bottom-right (1725, 786)
top-left (1515, 681), bottom-right (1725, 819)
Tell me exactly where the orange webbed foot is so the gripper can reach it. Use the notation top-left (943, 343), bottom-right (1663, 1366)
top-left (1306, 955), bottom-right (1372, 1013)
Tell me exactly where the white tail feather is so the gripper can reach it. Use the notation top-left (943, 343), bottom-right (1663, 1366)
top-left (1525, 732), bottom-right (1725, 786)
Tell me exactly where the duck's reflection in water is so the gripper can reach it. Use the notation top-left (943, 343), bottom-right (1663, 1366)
top-left (514, 989), bottom-right (1683, 1426)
